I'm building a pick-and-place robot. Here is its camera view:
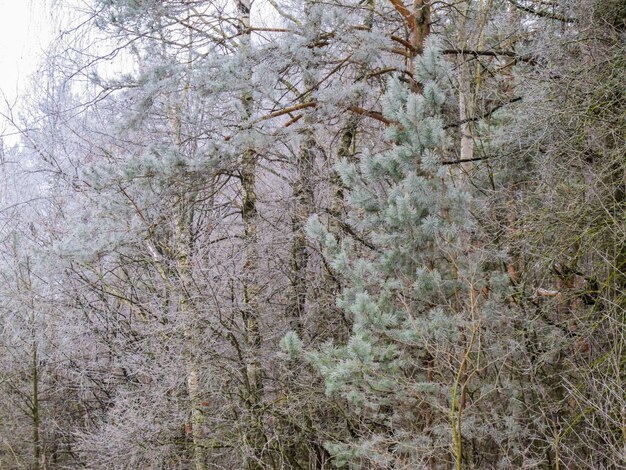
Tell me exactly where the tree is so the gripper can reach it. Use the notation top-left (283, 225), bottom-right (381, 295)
top-left (0, 0), bottom-right (623, 468)
top-left (308, 37), bottom-right (466, 467)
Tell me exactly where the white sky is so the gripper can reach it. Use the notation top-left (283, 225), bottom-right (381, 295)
top-left (0, 0), bottom-right (276, 141)
top-left (0, 1), bottom-right (54, 106)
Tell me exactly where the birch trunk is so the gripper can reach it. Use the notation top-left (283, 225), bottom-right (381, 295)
top-left (176, 198), bottom-right (206, 470)
top-left (458, 62), bottom-right (475, 173)
top-left (168, 14), bottom-right (207, 467)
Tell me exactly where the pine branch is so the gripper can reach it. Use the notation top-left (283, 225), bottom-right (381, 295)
top-left (259, 102), bottom-right (317, 121)
top-left (388, 0), bottom-right (418, 32)
top-left (348, 106), bottom-right (392, 125)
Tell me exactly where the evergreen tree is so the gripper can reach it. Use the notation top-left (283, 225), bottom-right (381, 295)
top-left (306, 37), bottom-right (520, 468)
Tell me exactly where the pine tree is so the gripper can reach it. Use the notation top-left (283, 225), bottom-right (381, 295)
top-left (306, 37), bottom-right (517, 468)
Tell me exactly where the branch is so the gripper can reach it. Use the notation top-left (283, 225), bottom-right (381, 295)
top-left (442, 155), bottom-right (494, 166)
top-left (444, 97), bottom-right (522, 130)
top-left (259, 102), bottom-right (317, 121)
top-left (284, 114), bottom-right (303, 127)
top-left (391, 34), bottom-right (416, 52)
top-left (324, 210), bottom-right (380, 253)
top-left (348, 106), bottom-right (392, 125)
top-left (443, 48), bottom-right (537, 64)
top-left (249, 27), bottom-right (291, 33)
top-left (388, 0), bottom-right (417, 32)
top-left (442, 147), bottom-right (525, 166)
top-left (507, 0), bottom-right (575, 23)
top-left (389, 47), bottom-right (413, 58)
top-left (537, 288), bottom-right (560, 297)
top-left (366, 67), bottom-right (403, 79)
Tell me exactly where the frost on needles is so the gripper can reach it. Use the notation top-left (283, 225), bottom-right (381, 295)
top-left (304, 36), bottom-right (521, 468)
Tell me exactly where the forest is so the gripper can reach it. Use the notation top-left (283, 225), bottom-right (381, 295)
top-left (0, 0), bottom-right (624, 468)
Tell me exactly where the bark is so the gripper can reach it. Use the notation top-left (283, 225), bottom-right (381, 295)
top-left (458, 63), bottom-right (475, 173)
top-left (287, 1), bottom-right (321, 338)
top-left (288, 134), bottom-right (314, 337)
top-left (238, 1), bottom-right (265, 467)
top-left (171, 17), bottom-right (207, 466)
top-left (20, 257), bottom-right (41, 470)
top-left (389, 0), bottom-right (430, 84)
top-left (186, 359), bottom-right (206, 470)
top-left (176, 197), bottom-right (206, 470)
top-left (32, 335), bottom-right (40, 470)
top-left (455, 0), bottom-right (491, 174)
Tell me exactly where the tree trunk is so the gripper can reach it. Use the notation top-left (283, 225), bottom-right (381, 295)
top-left (32, 336), bottom-right (40, 470)
top-left (177, 206), bottom-right (206, 470)
top-left (237, 1), bottom-right (265, 467)
top-left (287, 1), bottom-right (321, 338)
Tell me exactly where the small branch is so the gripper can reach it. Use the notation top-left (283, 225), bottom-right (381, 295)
top-left (325, 211), bottom-right (380, 252)
top-left (259, 102), bottom-right (317, 121)
top-left (537, 288), bottom-right (560, 297)
top-left (348, 106), bottom-right (392, 125)
top-left (443, 48), bottom-right (536, 64)
top-left (507, 0), bottom-right (575, 23)
top-left (284, 114), bottom-right (303, 127)
top-left (249, 27), bottom-right (291, 33)
top-left (388, 0), bottom-right (417, 32)
top-left (391, 34), bottom-right (416, 52)
top-left (366, 67), bottom-right (401, 79)
top-left (389, 47), bottom-right (413, 58)
top-left (442, 155), bottom-right (494, 166)
top-left (444, 97), bottom-right (522, 130)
